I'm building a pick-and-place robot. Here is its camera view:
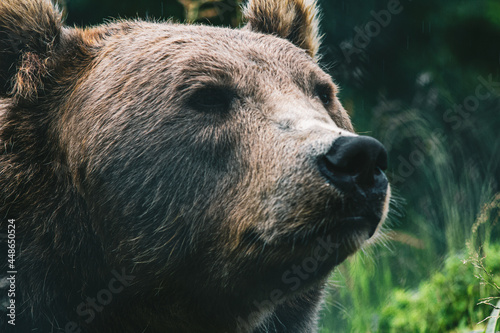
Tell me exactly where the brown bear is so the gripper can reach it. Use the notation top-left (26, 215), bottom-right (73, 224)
top-left (0, 0), bottom-right (390, 332)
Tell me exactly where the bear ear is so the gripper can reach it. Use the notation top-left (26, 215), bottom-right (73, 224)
top-left (0, 0), bottom-right (63, 100)
top-left (243, 0), bottom-right (322, 60)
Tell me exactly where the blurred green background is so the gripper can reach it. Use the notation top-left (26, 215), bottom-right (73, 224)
top-left (60, 0), bottom-right (500, 331)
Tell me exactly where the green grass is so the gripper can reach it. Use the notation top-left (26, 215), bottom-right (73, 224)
top-left (319, 191), bottom-right (500, 333)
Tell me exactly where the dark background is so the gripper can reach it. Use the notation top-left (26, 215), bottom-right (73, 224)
top-left (59, 0), bottom-right (500, 331)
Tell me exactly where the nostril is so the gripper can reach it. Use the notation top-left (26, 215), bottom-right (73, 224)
top-left (320, 136), bottom-right (388, 189)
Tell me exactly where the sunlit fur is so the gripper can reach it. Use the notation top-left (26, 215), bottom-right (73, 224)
top-left (243, 0), bottom-right (322, 60)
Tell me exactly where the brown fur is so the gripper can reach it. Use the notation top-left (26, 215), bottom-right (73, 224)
top-left (243, 0), bottom-right (322, 59)
top-left (0, 0), bottom-right (62, 99)
top-left (0, 1), bottom-right (389, 332)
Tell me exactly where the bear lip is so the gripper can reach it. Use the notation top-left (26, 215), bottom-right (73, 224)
top-left (272, 213), bottom-right (382, 247)
top-left (337, 215), bottom-right (381, 238)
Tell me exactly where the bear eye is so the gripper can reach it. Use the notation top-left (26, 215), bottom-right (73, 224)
top-left (315, 84), bottom-right (333, 106)
top-left (188, 86), bottom-right (235, 113)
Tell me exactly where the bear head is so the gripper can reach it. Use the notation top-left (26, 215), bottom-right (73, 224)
top-left (0, 0), bottom-right (390, 332)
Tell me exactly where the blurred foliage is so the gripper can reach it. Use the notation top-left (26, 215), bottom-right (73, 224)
top-left (321, 194), bottom-right (500, 332)
top-left (58, 0), bottom-right (500, 332)
top-left (377, 225), bottom-right (500, 333)
top-left (62, 0), bottom-right (242, 27)
top-left (377, 243), bottom-right (500, 333)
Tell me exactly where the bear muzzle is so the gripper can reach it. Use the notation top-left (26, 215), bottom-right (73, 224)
top-left (318, 135), bottom-right (389, 237)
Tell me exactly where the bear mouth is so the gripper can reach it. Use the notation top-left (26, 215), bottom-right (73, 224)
top-left (263, 210), bottom-right (384, 250)
top-left (278, 199), bottom-right (387, 256)
top-left (337, 214), bottom-right (382, 239)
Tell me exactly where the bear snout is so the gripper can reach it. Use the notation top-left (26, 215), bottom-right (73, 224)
top-left (318, 135), bottom-right (388, 189)
top-left (317, 135), bottom-right (389, 237)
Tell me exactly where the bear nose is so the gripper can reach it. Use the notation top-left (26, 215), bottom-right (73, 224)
top-left (319, 136), bottom-right (388, 191)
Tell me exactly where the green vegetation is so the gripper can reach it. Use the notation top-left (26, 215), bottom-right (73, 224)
top-left (378, 244), bottom-right (500, 333)
top-left (61, 0), bottom-right (500, 331)
top-left (321, 194), bottom-right (500, 332)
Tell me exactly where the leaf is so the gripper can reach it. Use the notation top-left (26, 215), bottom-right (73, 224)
top-left (485, 299), bottom-right (500, 333)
